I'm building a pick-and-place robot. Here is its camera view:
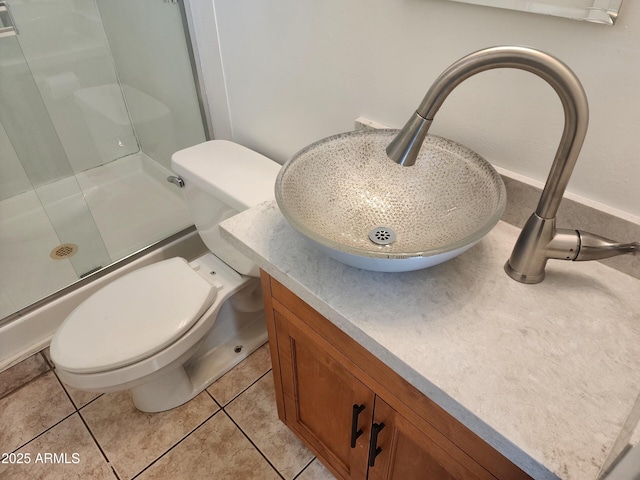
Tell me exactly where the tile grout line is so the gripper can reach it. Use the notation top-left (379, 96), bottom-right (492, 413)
top-left (291, 457), bottom-right (318, 480)
top-left (71, 350), bottom-right (270, 478)
top-left (40, 351), bottom-right (53, 369)
top-left (52, 370), bottom-right (121, 479)
top-left (127, 354), bottom-right (279, 477)
top-left (129, 408), bottom-right (223, 480)
top-left (204, 387), bottom-right (223, 409)
top-left (56, 371), bottom-right (222, 480)
top-left (7, 347), bottom-right (280, 476)
top-left (52, 368), bottom-right (104, 410)
top-left (7, 367), bottom-right (74, 453)
top-left (76, 408), bottom-right (121, 480)
top-left (0, 369), bottom-right (51, 401)
top-left (0, 352), bottom-right (52, 401)
top-left (77, 392), bottom-right (104, 409)
top-left (220, 409), bottom-right (286, 480)
top-left (220, 367), bottom-right (327, 480)
top-left (214, 365), bottom-right (301, 479)
top-left (53, 374), bottom-right (105, 410)
top-left (215, 368), bottom-right (273, 408)
top-left (10, 410), bottom-right (77, 454)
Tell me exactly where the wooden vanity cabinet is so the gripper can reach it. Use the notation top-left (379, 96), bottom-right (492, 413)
top-left (261, 271), bottom-right (532, 480)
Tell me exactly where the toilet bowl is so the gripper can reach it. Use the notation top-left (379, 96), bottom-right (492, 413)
top-left (50, 141), bottom-right (281, 412)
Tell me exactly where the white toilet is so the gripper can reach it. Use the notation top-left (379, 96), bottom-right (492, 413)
top-left (50, 140), bottom-right (281, 412)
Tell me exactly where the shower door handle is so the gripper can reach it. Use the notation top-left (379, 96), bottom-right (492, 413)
top-left (0, 1), bottom-right (18, 37)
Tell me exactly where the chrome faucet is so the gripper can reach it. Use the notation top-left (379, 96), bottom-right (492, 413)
top-left (387, 45), bottom-right (638, 284)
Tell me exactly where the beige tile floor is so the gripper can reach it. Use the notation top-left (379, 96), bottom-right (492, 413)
top-left (0, 344), bottom-right (336, 480)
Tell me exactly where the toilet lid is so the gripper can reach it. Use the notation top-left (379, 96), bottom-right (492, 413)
top-left (51, 258), bottom-right (217, 374)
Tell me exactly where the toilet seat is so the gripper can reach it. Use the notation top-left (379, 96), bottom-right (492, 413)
top-left (51, 258), bottom-right (217, 375)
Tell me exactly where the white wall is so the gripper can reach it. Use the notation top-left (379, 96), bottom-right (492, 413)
top-left (204, 0), bottom-right (640, 221)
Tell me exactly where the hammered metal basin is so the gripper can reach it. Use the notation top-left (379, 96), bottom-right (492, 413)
top-left (275, 129), bottom-right (506, 272)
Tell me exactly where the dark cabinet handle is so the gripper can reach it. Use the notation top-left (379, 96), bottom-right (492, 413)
top-left (350, 404), bottom-right (366, 448)
top-left (368, 422), bottom-right (385, 467)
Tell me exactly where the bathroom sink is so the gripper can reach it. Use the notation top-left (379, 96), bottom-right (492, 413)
top-left (275, 129), bottom-right (506, 272)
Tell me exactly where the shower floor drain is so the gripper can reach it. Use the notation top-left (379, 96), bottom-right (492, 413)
top-left (50, 243), bottom-right (78, 260)
top-left (368, 226), bottom-right (396, 245)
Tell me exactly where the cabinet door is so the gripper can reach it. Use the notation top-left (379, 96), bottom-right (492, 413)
top-left (263, 273), bottom-right (530, 480)
top-left (274, 311), bottom-right (373, 480)
top-left (368, 397), bottom-right (496, 480)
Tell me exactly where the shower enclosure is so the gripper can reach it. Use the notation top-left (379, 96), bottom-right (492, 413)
top-left (0, 0), bottom-right (207, 320)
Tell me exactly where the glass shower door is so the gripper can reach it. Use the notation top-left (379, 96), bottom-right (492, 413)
top-left (0, 26), bottom-right (111, 317)
top-left (1, 0), bottom-right (207, 322)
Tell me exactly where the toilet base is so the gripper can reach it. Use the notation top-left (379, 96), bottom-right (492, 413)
top-left (130, 365), bottom-right (194, 412)
top-left (132, 310), bottom-right (269, 412)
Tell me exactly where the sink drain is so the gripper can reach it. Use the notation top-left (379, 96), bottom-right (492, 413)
top-left (368, 226), bottom-right (396, 245)
top-left (50, 243), bottom-right (78, 260)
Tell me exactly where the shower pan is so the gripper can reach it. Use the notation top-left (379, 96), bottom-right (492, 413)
top-left (0, 0), bottom-right (208, 323)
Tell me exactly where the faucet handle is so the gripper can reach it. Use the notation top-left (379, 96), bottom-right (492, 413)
top-left (575, 231), bottom-right (639, 261)
top-left (505, 216), bottom-right (638, 284)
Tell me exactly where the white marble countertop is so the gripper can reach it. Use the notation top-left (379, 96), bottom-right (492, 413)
top-left (220, 200), bottom-right (640, 480)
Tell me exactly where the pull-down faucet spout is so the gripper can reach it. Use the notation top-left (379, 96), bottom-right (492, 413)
top-left (387, 46), bottom-right (638, 284)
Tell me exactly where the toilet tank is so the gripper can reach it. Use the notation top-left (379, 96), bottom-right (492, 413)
top-left (171, 141), bottom-right (280, 276)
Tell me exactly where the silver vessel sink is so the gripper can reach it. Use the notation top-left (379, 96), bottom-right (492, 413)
top-left (275, 129), bottom-right (506, 272)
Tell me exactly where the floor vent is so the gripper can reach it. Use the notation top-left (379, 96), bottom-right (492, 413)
top-left (50, 243), bottom-right (78, 260)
